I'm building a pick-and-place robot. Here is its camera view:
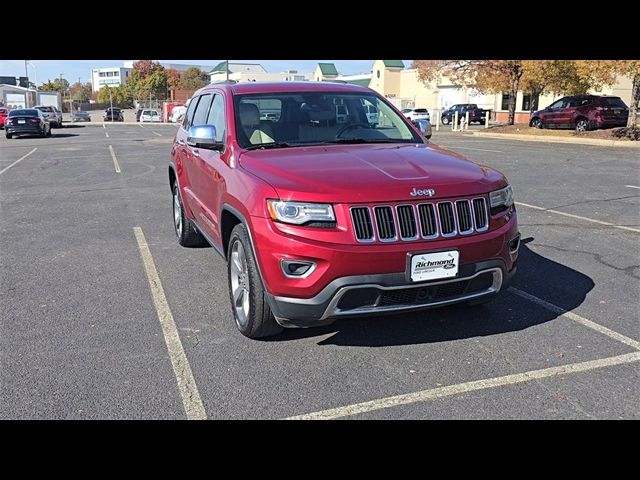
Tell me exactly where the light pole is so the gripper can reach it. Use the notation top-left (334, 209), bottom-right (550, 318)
top-left (24, 60), bottom-right (30, 107)
top-left (109, 87), bottom-right (114, 123)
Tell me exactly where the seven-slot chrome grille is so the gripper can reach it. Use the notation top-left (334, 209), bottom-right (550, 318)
top-left (350, 197), bottom-right (488, 243)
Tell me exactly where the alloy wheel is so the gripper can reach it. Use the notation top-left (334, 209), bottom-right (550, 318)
top-left (173, 188), bottom-right (182, 238)
top-left (230, 240), bottom-right (250, 328)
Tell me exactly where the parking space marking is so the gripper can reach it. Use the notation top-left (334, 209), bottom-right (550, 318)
top-left (516, 201), bottom-right (640, 234)
top-left (625, 185), bottom-right (640, 189)
top-left (108, 145), bottom-right (121, 173)
top-left (509, 287), bottom-right (640, 351)
top-left (0, 148), bottom-right (37, 176)
top-left (105, 131), bottom-right (109, 138)
top-left (437, 144), bottom-right (504, 153)
top-left (133, 227), bottom-right (207, 420)
top-left (139, 124), bottom-right (146, 129)
top-left (102, 123), bottom-right (105, 129)
top-left (152, 131), bottom-right (162, 137)
top-left (286, 352), bottom-right (640, 420)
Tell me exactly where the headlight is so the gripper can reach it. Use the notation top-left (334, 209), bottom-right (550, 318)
top-left (489, 185), bottom-right (514, 209)
top-left (267, 200), bottom-right (335, 225)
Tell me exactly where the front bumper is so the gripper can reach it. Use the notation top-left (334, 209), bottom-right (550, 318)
top-left (268, 260), bottom-right (516, 327)
top-left (251, 209), bottom-right (519, 326)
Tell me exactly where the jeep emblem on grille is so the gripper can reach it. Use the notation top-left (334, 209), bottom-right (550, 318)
top-left (410, 187), bottom-right (436, 197)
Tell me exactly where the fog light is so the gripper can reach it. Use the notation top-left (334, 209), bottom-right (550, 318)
top-left (281, 260), bottom-right (316, 278)
top-left (509, 234), bottom-right (521, 254)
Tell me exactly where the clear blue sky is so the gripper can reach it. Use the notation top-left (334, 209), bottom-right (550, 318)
top-left (0, 60), bottom-right (413, 85)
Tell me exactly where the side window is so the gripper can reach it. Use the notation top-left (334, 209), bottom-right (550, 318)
top-left (548, 99), bottom-right (564, 110)
top-left (192, 93), bottom-right (212, 126)
top-left (183, 96), bottom-right (200, 130)
top-left (206, 95), bottom-right (226, 143)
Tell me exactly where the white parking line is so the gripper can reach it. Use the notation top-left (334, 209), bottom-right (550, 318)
top-left (516, 201), bottom-right (640, 234)
top-left (105, 131), bottom-right (109, 138)
top-left (438, 144), bottom-right (504, 153)
top-left (509, 287), bottom-right (640, 351)
top-left (0, 147), bottom-right (37, 176)
top-left (286, 352), bottom-right (640, 420)
top-left (625, 185), bottom-right (640, 189)
top-left (108, 145), bottom-right (121, 173)
top-left (152, 131), bottom-right (162, 137)
top-left (139, 123), bottom-right (146, 128)
top-left (102, 123), bottom-right (106, 129)
top-left (133, 227), bottom-right (207, 420)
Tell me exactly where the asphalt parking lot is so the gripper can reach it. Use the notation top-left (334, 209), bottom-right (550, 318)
top-left (0, 123), bottom-right (638, 419)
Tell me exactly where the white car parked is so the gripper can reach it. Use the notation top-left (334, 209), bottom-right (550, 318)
top-left (364, 104), bottom-right (379, 126)
top-left (140, 110), bottom-right (161, 122)
top-left (170, 106), bottom-right (187, 123)
top-left (401, 108), bottom-right (430, 122)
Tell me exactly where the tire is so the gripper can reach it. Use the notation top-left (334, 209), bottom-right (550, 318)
top-left (172, 183), bottom-right (206, 247)
top-left (441, 116), bottom-right (450, 125)
top-left (47, 125), bottom-right (52, 137)
top-left (5, 133), bottom-right (12, 139)
top-left (530, 117), bottom-right (543, 129)
top-left (40, 128), bottom-right (46, 138)
top-left (575, 118), bottom-right (589, 132)
top-left (227, 223), bottom-right (283, 338)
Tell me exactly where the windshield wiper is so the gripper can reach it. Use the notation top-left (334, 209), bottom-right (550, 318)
top-left (244, 142), bottom-right (295, 150)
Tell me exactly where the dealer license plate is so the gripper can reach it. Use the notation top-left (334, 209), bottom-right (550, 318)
top-left (18, 119), bottom-right (25, 124)
top-left (410, 250), bottom-right (459, 282)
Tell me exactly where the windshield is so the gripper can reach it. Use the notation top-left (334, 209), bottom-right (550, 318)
top-left (36, 106), bottom-right (53, 112)
top-left (234, 92), bottom-right (422, 149)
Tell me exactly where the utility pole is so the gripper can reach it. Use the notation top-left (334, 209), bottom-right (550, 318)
top-left (25, 60), bottom-right (30, 107)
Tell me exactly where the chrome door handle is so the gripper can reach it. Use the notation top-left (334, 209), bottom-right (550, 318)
top-left (191, 149), bottom-right (200, 157)
top-left (177, 139), bottom-right (185, 145)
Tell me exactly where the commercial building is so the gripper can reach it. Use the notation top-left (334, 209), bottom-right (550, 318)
top-left (313, 61), bottom-right (635, 123)
top-left (208, 61), bottom-right (311, 83)
top-left (90, 67), bottom-right (132, 92)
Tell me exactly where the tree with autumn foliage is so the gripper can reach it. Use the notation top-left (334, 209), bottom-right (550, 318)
top-left (179, 67), bottom-right (209, 90)
top-left (127, 60), bottom-right (168, 103)
top-left (167, 68), bottom-right (181, 91)
top-left (69, 82), bottom-right (93, 103)
top-left (575, 60), bottom-right (639, 129)
top-left (413, 60), bottom-right (525, 125)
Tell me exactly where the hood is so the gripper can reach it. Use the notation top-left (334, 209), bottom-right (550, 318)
top-left (239, 143), bottom-right (506, 204)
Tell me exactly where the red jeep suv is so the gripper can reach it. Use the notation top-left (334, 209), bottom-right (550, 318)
top-left (529, 95), bottom-right (628, 131)
top-left (169, 82), bottom-right (520, 338)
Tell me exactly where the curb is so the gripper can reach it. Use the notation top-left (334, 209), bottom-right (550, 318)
top-left (471, 131), bottom-right (640, 148)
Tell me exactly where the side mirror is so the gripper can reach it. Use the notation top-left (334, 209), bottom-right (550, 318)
top-left (187, 125), bottom-right (223, 151)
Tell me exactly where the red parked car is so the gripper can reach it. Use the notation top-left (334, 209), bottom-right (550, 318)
top-left (529, 95), bottom-right (629, 131)
top-left (0, 107), bottom-right (9, 129)
top-left (169, 82), bottom-right (520, 338)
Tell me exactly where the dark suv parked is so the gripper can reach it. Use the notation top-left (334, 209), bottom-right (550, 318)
top-left (103, 107), bottom-right (124, 122)
top-left (529, 95), bottom-right (628, 131)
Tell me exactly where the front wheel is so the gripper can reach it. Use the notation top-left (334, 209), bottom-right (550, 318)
top-left (227, 224), bottom-right (283, 339)
top-left (530, 118), bottom-right (543, 129)
top-left (5, 133), bottom-right (12, 139)
top-left (441, 116), bottom-right (450, 125)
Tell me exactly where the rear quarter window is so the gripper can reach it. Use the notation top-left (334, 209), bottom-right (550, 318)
top-left (600, 97), bottom-right (627, 108)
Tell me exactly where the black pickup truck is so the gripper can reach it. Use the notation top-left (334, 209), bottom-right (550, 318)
top-left (440, 104), bottom-right (490, 125)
